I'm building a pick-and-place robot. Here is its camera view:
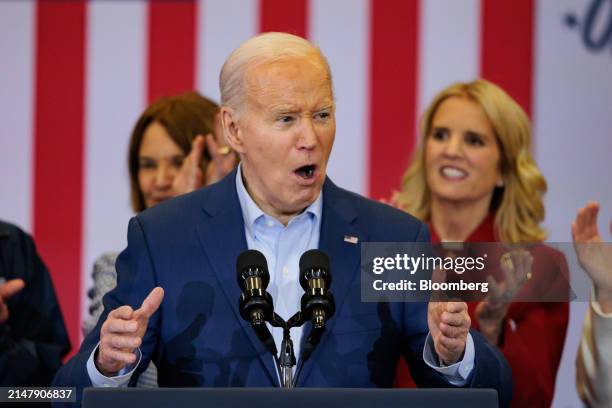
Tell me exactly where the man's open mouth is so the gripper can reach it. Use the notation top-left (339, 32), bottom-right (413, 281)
top-left (295, 164), bottom-right (317, 179)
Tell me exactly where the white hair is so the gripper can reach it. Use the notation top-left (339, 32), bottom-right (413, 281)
top-left (219, 32), bottom-right (333, 114)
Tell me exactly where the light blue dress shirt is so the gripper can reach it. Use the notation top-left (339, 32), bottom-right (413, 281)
top-left (86, 164), bottom-right (475, 386)
top-left (235, 163), bottom-right (322, 376)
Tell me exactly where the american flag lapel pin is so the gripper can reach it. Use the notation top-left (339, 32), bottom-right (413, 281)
top-left (344, 235), bottom-right (359, 244)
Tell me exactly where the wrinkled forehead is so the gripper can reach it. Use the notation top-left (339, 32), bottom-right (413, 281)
top-left (244, 55), bottom-right (333, 101)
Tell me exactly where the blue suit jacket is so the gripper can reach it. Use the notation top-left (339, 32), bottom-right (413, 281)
top-left (54, 170), bottom-right (512, 406)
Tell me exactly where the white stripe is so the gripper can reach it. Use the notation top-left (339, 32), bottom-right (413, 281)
top-left (418, 0), bottom-right (480, 114)
top-left (534, 0), bottom-right (612, 242)
top-left (0, 0), bottom-right (34, 233)
top-left (82, 0), bottom-right (147, 336)
top-left (197, 0), bottom-right (258, 104)
top-left (310, 0), bottom-right (369, 195)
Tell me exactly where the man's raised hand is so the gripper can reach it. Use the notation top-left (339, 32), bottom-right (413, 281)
top-left (428, 300), bottom-right (470, 365)
top-left (95, 287), bottom-right (164, 376)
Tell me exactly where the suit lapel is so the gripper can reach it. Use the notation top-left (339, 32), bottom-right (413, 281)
top-left (297, 179), bottom-right (368, 385)
top-left (195, 170), bottom-right (279, 386)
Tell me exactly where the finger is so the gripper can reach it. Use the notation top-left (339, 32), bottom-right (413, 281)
top-left (101, 347), bottom-right (137, 365)
top-left (500, 252), bottom-right (518, 289)
top-left (439, 322), bottom-right (468, 338)
top-left (609, 220), bottom-right (612, 237)
top-left (434, 300), bottom-right (451, 316)
top-left (441, 310), bottom-right (469, 327)
top-left (574, 206), bottom-right (586, 234)
top-left (509, 249), bottom-right (530, 286)
top-left (437, 335), bottom-right (466, 354)
top-left (109, 334), bottom-right (142, 349)
top-left (585, 202), bottom-right (599, 228)
top-left (0, 278), bottom-right (25, 300)
top-left (108, 305), bottom-right (134, 320)
top-left (134, 287), bottom-right (164, 319)
top-left (104, 318), bottom-right (138, 335)
top-left (444, 301), bottom-right (467, 314)
top-left (434, 337), bottom-right (450, 357)
top-left (190, 135), bottom-right (205, 167)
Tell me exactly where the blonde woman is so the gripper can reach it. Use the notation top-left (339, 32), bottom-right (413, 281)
top-left (393, 80), bottom-right (569, 407)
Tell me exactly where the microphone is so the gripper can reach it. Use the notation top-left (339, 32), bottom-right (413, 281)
top-left (299, 249), bottom-right (335, 329)
top-left (236, 250), bottom-right (274, 326)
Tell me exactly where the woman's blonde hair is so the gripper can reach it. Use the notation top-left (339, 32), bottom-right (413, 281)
top-left (396, 79), bottom-right (547, 243)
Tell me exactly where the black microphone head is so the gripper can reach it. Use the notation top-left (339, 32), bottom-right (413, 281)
top-left (299, 249), bottom-right (331, 290)
top-left (236, 250), bottom-right (270, 289)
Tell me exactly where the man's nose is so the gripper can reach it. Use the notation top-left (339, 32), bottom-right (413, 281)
top-left (297, 118), bottom-right (317, 150)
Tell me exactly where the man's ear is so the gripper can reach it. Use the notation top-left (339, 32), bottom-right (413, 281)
top-left (221, 107), bottom-right (246, 154)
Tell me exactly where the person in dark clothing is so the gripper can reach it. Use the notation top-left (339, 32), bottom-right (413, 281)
top-left (0, 220), bottom-right (70, 386)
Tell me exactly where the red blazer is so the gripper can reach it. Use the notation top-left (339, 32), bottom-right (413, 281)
top-left (394, 215), bottom-right (569, 407)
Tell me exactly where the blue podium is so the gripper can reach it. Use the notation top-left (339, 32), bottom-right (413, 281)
top-left (83, 387), bottom-right (498, 407)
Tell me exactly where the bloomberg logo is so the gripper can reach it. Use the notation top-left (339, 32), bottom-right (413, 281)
top-left (565, 0), bottom-right (612, 54)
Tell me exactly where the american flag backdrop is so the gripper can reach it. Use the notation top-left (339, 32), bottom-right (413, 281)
top-left (1, 0), bottom-right (611, 405)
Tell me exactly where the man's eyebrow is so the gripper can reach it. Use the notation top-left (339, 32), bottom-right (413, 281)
top-left (269, 105), bottom-right (298, 114)
top-left (269, 103), bottom-right (334, 114)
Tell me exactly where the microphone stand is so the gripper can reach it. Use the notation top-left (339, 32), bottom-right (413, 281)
top-left (264, 312), bottom-right (313, 388)
top-left (265, 313), bottom-right (297, 388)
top-left (279, 327), bottom-right (296, 388)
top-left (249, 309), bottom-right (329, 388)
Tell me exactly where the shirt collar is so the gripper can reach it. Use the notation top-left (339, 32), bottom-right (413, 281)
top-left (235, 163), bottom-right (323, 233)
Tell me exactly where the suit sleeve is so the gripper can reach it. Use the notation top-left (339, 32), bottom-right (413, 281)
top-left (52, 216), bottom-right (161, 405)
top-left (0, 226), bottom-right (71, 386)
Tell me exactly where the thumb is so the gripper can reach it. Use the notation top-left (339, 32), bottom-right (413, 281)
top-left (135, 287), bottom-right (164, 319)
top-left (0, 279), bottom-right (25, 300)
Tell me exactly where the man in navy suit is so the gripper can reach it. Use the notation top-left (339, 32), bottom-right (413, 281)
top-left (54, 33), bottom-right (511, 406)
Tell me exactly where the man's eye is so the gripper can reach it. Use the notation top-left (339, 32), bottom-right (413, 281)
top-left (465, 132), bottom-right (484, 146)
top-left (278, 115), bottom-right (294, 124)
top-left (315, 111), bottom-right (330, 120)
top-left (431, 128), bottom-right (448, 141)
